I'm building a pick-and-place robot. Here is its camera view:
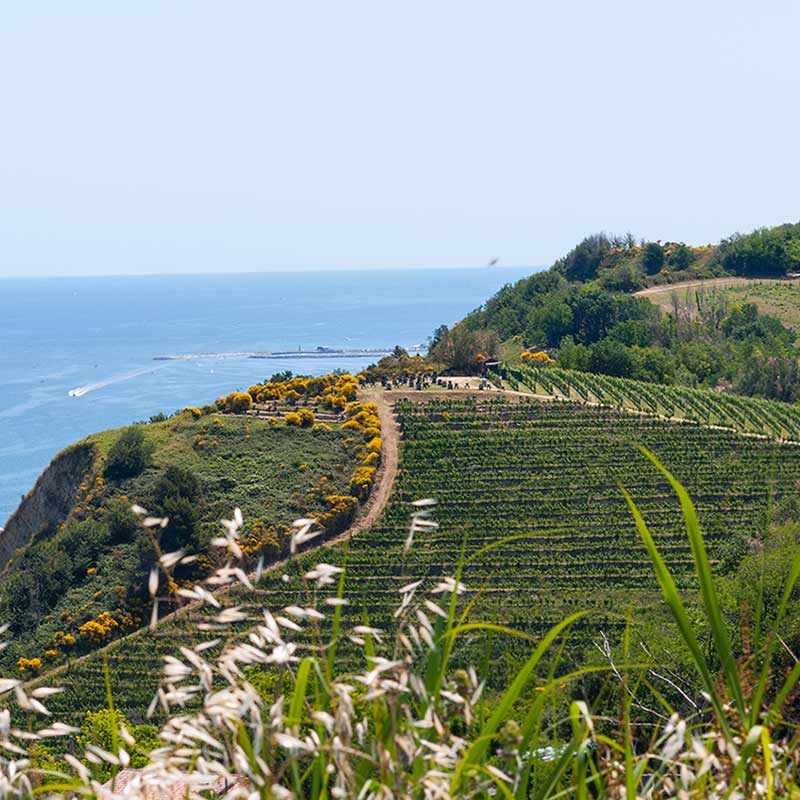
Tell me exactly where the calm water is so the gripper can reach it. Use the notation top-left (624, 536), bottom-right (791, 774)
top-left (0, 267), bottom-right (532, 523)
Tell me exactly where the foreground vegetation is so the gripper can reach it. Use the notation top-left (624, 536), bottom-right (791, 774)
top-left (6, 221), bottom-right (800, 793)
top-left (4, 452), bottom-right (800, 797)
top-left (20, 395), bottom-right (800, 743)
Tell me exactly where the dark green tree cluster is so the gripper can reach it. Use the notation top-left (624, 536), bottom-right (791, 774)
top-left (711, 223), bottom-right (800, 277)
top-left (429, 222), bottom-right (800, 402)
top-left (104, 426), bottom-right (149, 479)
top-left (553, 232), bottom-right (710, 287)
top-left (0, 433), bottom-right (205, 672)
top-left (447, 272), bottom-right (656, 350)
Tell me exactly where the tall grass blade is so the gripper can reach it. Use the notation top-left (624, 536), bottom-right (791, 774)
top-left (325, 544), bottom-right (349, 678)
top-left (451, 610), bottom-right (588, 791)
top-left (287, 657), bottom-right (312, 730)
top-left (755, 553), bottom-right (800, 724)
top-left (620, 485), bottom-right (731, 735)
top-left (639, 447), bottom-right (746, 720)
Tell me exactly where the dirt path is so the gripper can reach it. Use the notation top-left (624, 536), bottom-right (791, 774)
top-left (348, 392), bottom-right (400, 534)
top-left (634, 276), bottom-right (800, 298)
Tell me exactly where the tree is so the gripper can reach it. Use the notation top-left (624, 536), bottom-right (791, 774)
top-left (429, 325), bottom-right (500, 372)
top-left (527, 301), bottom-right (574, 348)
top-left (640, 241), bottom-right (664, 275)
top-left (597, 261), bottom-right (645, 292)
top-left (712, 223), bottom-right (800, 277)
top-left (104, 498), bottom-right (140, 544)
top-left (554, 233), bottom-right (612, 282)
top-left (631, 346), bottom-right (674, 383)
top-left (104, 426), bottom-right (149, 480)
top-left (587, 339), bottom-right (635, 378)
top-left (608, 319), bottom-right (655, 348)
top-left (427, 325), bottom-right (450, 354)
top-left (666, 243), bottom-right (694, 272)
top-left (154, 466), bottom-right (201, 553)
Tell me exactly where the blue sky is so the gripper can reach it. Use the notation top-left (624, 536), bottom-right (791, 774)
top-left (0, 1), bottom-right (798, 276)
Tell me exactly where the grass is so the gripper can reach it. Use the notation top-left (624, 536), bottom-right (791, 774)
top-left (640, 276), bottom-right (800, 333)
top-left (725, 281), bottom-right (800, 334)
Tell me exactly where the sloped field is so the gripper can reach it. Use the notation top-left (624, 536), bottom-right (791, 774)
top-left (29, 394), bottom-right (800, 727)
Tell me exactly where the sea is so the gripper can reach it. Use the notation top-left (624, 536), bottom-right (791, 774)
top-left (0, 267), bottom-right (532, 524)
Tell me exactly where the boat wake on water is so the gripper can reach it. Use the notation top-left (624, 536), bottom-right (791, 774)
top-left (68, 365), bottom-right (165, 398)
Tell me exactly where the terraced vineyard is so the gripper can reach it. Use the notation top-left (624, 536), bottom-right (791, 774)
top-left (30, 394), bottom-right (800, 727)
top-left (501, 362), bottom-right (800, 441)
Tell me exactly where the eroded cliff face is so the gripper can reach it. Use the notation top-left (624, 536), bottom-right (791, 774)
top-left (0, 442), bottom-right (95, 571)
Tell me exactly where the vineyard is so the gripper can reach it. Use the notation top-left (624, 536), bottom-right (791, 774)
top-left (499, 362), bottom-right (800, 442)
top-left (27, 394), bottom-right (800, 729)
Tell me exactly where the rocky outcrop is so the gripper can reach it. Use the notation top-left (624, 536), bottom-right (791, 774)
top-left (0, 442), bottom-right (95, 571)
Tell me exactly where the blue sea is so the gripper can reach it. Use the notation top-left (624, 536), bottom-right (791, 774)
top-left (0, 267), bottom-right (532, 524)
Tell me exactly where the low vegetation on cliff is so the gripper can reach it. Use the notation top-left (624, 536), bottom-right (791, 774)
top-left (0, 374), bottom-right (380, 678)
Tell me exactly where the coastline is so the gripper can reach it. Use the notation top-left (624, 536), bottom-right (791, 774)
top-left (154, 348), bottom-right (422, 361)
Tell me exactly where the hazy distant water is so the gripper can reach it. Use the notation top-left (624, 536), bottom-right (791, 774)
top-left (0, 267), bottom-right (532, 523)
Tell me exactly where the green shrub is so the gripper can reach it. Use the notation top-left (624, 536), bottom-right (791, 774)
top-left (104, 426), bottom-right (149, 480)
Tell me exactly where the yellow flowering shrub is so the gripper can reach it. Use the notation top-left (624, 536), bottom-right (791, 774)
top-left (184, 406), bottom-right (203, 419)
top-left (215, 392), bottom-right (253, 413)
top-left (285, 408), bottom-right (315, 427)
top-left (521, 350), bottom-right (555, 364)
top-left (18, 657), bottom-right (42, 675)
top-left (283, 389), bottom-right (301, 405)
top-left (313, 494), bottom-right (358, 535)
top-left (79, 611), bottom-right (119, 644)
top-left (350, 466), bottom-right (376, 500)
top-left (248, 373), bottom-right (358, 406)
top-left (52, 631), bottom-right (76, 649)
top-left (241, 520), bottom-right (285, 559)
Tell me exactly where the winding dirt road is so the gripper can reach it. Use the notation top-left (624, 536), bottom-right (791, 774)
top-left (634, 275), bottom-right (800, 298)
top-left (345, 392), bottom-right (400, 536)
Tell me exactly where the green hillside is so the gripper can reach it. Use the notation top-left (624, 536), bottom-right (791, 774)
top-left (641, 278), bottom-right (800, 336)
top-left (500, 361), bottom-right (800, 440)
top-left (430, 221), bottom-right (800, 403)
top-left (25, 393), bottom-right (800, 729)
top-left (10, 227), bottom-right (800, 778)
top-left (0, 391), bottom-right (374, 679)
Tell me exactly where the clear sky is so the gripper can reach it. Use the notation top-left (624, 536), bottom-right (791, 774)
top-left (0, 1), bottom-right (798, 277)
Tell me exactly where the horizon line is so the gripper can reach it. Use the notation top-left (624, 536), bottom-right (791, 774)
top-left (0, 263), bottom-right (544, 280)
